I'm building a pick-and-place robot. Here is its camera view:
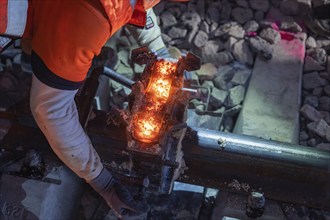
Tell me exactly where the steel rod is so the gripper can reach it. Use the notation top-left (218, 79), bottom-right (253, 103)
top-left (103, 67), bottom-right (199, 95)
top-left (103, 67), bottom-right (135, 88)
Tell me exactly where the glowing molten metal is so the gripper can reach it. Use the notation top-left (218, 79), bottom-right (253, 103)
top-left (132, 60), bottom-right (178, 143)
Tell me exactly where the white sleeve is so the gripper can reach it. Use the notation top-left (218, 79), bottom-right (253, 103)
top-left (30, 74), bottom-right (104, 182)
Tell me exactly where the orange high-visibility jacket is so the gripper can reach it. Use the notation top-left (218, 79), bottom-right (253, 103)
top-left (0, 0), bottom-right (160, 87)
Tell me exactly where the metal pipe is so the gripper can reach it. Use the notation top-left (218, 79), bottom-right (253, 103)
top-left (103, 67), bottom-right (135, 88)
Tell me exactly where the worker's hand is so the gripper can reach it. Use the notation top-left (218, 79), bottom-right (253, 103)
top-left (155, 47), bottom-right (171, 59)
top-left (89, 168), bottom-right (149, 220)
top-left (107, 180), bottom-right (149, 219)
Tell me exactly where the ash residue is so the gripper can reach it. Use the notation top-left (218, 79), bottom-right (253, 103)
top-left (228, 179), bottom-right (250, 192)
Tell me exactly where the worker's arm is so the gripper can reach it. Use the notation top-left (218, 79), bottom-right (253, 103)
top-left (125, 8), bottom-right (170, 58)
top-left (30, 73), bottom-right (148, 219)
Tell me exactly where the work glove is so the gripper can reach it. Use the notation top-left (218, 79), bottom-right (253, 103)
top-left (155, 47), bottom-right (171, 59)
top-left (89, 168), bottom-right (149, 220)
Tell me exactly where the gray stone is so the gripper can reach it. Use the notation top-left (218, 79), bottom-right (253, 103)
top-left (133, 63), bottom-right (144, 74)
top-left (319, 71), bottom-right (330, 80)
top-left (280, 21), bottom-right (302, 32)
top-left (232, 40), bottom-right (254, 66)
top-left (280, 0), bottom-right (300, 16)
top-left (300, 104), bottom-right (323, 122)
top-left (118, 49), bottom-right (130, 67)
top-left (210, 87), bottom-right (229, 108)
top-left (304, 96), bottom-right (318, 108)
top-left (201, 80), bottom-right (214, 89)
top-left (297, 0), bottom-right (312, 16)
top-left (168, 39), bottom-right (184, 46)
top-left (243, 20), bottom-right (259, 32)
top-left (189, 99), bottom-right (205, 109)
top-left (316, 38), bottom-right (330, 48)
top-left (226, 85), bottom-right (246, 107)
top-left (267, 6), bottom-right (295, 23)
top-left (319, 96), bottom-right (330, 112)
top-left (304, 56), bottom-right (326, 72)
top-left (249, 0), bottom-right (270, 12)
top-left (271, 0), bottom-right (282, 7)
top-left (228, 25), bottom-right (246, 39)
top-left (231, 69), bottom-right (252, 85)
top-left (316, 143), bottom-right (330, 151)
top-left (299, 131), bottom-right (309, 141)
top-left (225, 105), bottom-right (243, 116)
top-left (259, 28), bottom-right (281, 44)
top-left (217, 51), bottom-right (234, 65)
top-left (212, 106), bottom-right (226, 115)
top-left (302, 72), bottom-right (327, 90)
top-left (327, 56), bottom-right (330, 74)
top-left (221, 116), bottom-right (235, 132)
top-left (214, 22), bottom-right (239, 39)
top-left (306, 48), bottom-right (327, 65)
top-left (153, 1), bottom-right (165, 15)
top-left (248, 36), bottom-right (273, 60)
top-left (213, 66), bottom-right (236, 90)
top-left (181, 10), bottom-right (201, 29)
top-left (312, 87), bottom-right (323, 97)
top-left (196, 1), bottom-right (206, 19)
top-left (200, 21), bottom-right (210, 34)
top-left (224, 37), bottom-right (238, 51)
top-left (196, 63), bottom-right (218, 81)
top-left (307, 138), bottom-right (318, 147)
top-left (235, 0), bottom-right (249, 8)
top-left (193, 30), bottom-right (208, 48)
top-left (187, 109), bottom-right (222, 130)
top-left (201, 40), bottom-right (225, 64)
top-left (167, 6), bottom-right (183, 18)
top-left (185, 27), bottom-right (199, 46)
top-left (254, 10), bottom-right (264, 22)
top-left (160, 11), bottom-right (177, 29)
top-left (324, 85), bottom-right (330, 96)
top-left (320, 111), bottom-right (330, 125)
top-left (312, 0), bottom-right (330, 7)
top-left (307, 119), bottom-right (330, 141)
top-left (189, 71), bottom-right (200, 86)
top-left (305, 36), bottom-right (317, 49)
top-left (168, 26), bottom-right (187, 39)
top-left (217, 65), bottom-right (237, 77)
top-left (259, 21), bottom-right (278, 29)
top-left (221, 3), bottom-right (232, 20)
top-left (206, 6), bottom-right (220, 23)
top-left (232, 7), bottom-right (254, 24)
top-left (161, 33), bottom-right (171, 44)
top-left (210, 22), bottom-right (219, 33)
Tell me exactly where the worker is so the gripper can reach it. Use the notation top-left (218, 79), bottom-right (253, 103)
top-left (1, 0), bottom-right (187, 219)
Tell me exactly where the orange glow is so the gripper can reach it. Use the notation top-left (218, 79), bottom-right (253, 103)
top-left (132, 60), bottom-right (178, 143)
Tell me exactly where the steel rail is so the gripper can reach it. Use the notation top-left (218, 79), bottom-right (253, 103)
top-left (1, 110), bottom-right (329, 210)
top-left (179, 127), bottom-right (330, 210)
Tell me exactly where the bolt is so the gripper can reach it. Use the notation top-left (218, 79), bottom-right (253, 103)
top-left (246, 191), bottom-right (266, 218)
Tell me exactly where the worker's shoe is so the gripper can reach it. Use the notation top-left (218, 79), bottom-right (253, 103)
top-left (89, 168), bottom-right (149, 219)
